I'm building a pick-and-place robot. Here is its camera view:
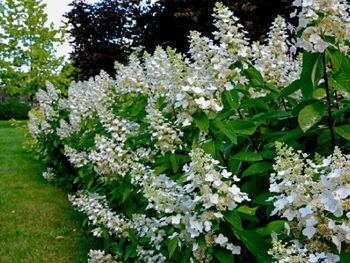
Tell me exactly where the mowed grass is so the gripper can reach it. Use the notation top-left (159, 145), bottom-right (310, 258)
top-left (0, 121), bottom-right (99, 263)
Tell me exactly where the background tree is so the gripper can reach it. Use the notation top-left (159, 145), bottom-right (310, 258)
top-left (0, 0), bottom-right (68, 100)
top-left (137, 0), bottom-right (293, 54)
top-left (65, 0), bottom-right (293, 79)
top-left (64, 0), bottom-right (141, 79)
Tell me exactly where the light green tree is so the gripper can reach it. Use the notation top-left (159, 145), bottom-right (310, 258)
top-left (0, 0), bottom-right (71, 100)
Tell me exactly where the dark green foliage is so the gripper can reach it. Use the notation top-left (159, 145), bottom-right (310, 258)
top-left (64, 0), bottom-right (140, 79)
top-left (0, 98), bottom-right (30, 120)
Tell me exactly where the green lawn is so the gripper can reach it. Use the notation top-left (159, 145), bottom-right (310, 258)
top-left (0, 121), bottom-right (99, 263)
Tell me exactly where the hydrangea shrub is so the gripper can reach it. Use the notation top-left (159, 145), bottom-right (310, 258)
top-left (28, 1), bottom-right (350, 262)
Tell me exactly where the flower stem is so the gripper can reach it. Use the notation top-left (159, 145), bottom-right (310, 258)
top-left (322, 51), bottom-right (335, 149)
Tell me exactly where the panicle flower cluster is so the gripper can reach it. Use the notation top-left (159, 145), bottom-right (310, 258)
top-left (145, 105), bottom-right (183, 153)
top-left (183, 2), bottom-right (250, 114)
top-left (292, 0), bottom-right (350, 53)
top-left (70, 191), bottom-right (169, 263)
top-left (64, 145), bottom-right (89, 168)
top-left (35, 81), bottom-right (61, 121)
top-left (269, 142), bottom-right (350, 261)
top-left (252, 16), bottom-right (301, 90)
top-left (88, 135), bottom-right (134, 177)
top-left (27, 83), bottom-right (62, 138)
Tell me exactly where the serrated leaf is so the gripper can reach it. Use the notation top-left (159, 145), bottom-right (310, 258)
top-left (242, 162), bottom-right (272, 177)
top-left (335, 125), bottom-right (350, 141)
top-left (193, 111), bottom-right (209, 132)
top-left (298, 103), bottom-right (327, 132)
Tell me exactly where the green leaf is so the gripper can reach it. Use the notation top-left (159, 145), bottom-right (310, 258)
top-left (232, 151), bottom-right (263, 162)
top-left (256, 220), bottom-right (286, 236)
top-left (318, 129), bottom-right (331, 145)
top-left (214, 248), bottom-right (235, 263)
top-left (242, 162), bottom-right (272, 178)
top-left (122, 188), bottom-right (132, 203)
top-left (124, 244), bottom-right (137, 261)
top-left (277, 128), bottom-right (303, 142)
top-left (237, 205), bottom-right (258, 216)
top-left (193, 111), bottom-right (209, 132)
top-left (298, 103), bottom-right (327, 132)
top-left (170, 154), bottom-right (180, 173)
top-left (234, 230), bottom-right (272, 263)
top-left (253, 192), bottom-right (274, 205)
top-left (202, 140), bottom-right (216, 157)
top-left (279, 79), bottom-right (301, 97)
top-left (335, 125), bottom-right (350, 141)
top-left (223, 210), bottom-right (242, 230)
top-left (244, 65), bottom-right (264, 84)
top-left (222, 90), bottom-right (239, 110)
top-left (228, 120), bottom-right (257, 135)
top-left (332, 56), bottom-right (350, 91)
top-left (168, 236), bottom-right (179, 259)
top-left (328, 47), bottom-right (343, 73)
top-left (311, 54), bottom-right (323, 87)
top-left (181, 247), bottom-right (192, 263)
top-left (300, 52), bottom-right (321, 98)
top-left (215, 121), bottom-right (237, 144)
top-left (313, 88), bottom-right (326, 99)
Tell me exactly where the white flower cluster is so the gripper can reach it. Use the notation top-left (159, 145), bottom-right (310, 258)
top-left (268, 238), bottom-right (340, 263)
top-left (133, 148), bottom-right (248, 260)
top-left (145, 105), bottom-right (183, 153)
top-left (252, 16), bottom-right (301, 89)
top-left (269, 142), bottom-right (350, 261)
top-left (68, 144), bottom-right (249, 262)
top-left (88, 135), bottom-right (134, 177)
top-left (88, 249), bottom-right (120, 263)
top-left (291, 0), bottom-right (350, 53)
top-left (27, 82), bottom-right (62, 137)
top-left (69, 191), bottom-right (168, 263)
top-left (42, 167), bottom-right (56, 182)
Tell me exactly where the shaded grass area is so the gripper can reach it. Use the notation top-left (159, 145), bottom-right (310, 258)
top-left (0, 121), bottom-right (99, 262)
